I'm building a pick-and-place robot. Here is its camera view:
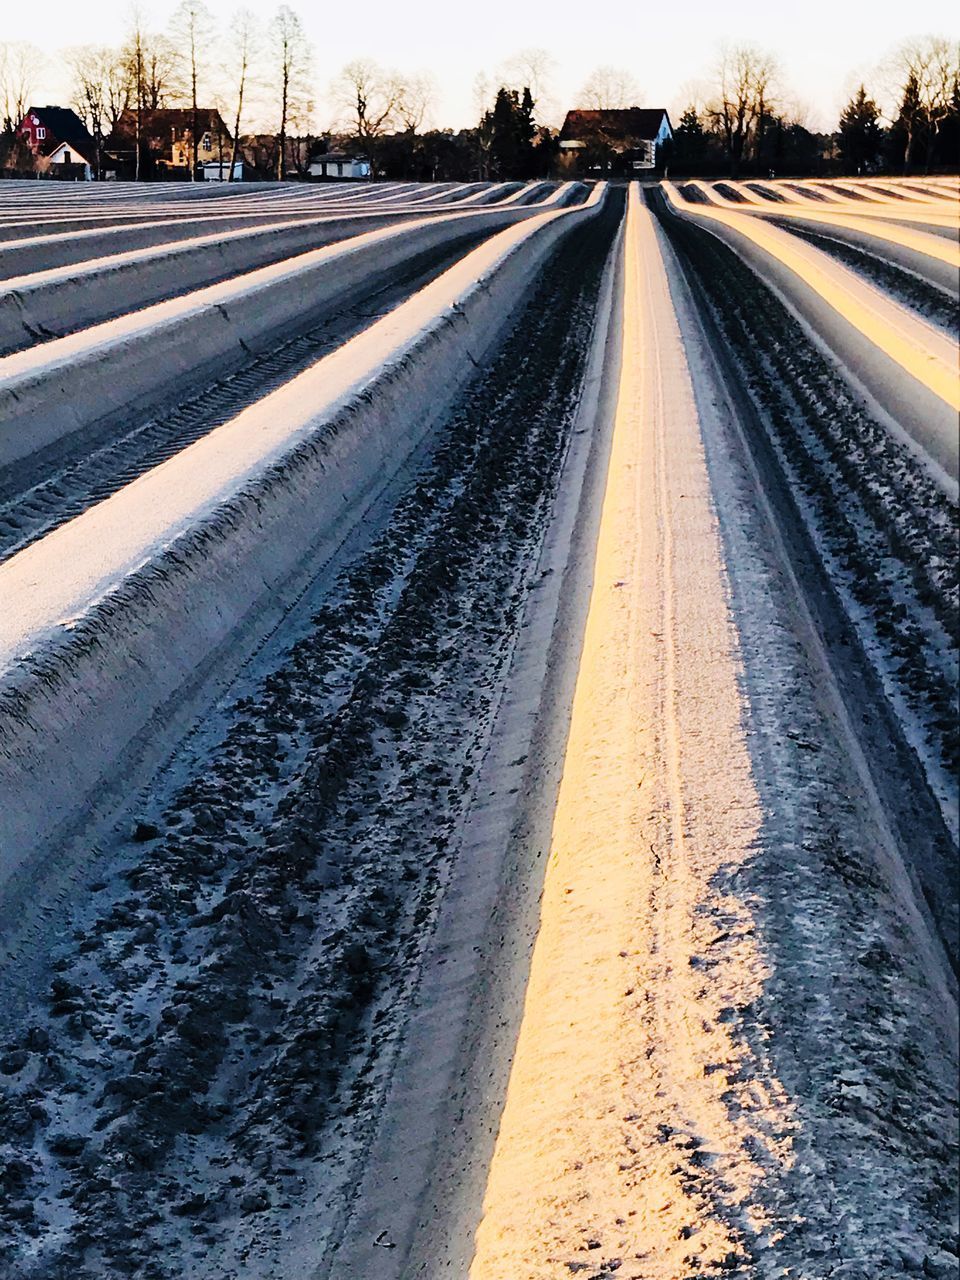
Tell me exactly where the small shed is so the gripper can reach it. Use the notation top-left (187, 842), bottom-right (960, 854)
top-left (308, 153), bottom-right (370, 180)
top-left (202, 159), bottom-right (244, 181)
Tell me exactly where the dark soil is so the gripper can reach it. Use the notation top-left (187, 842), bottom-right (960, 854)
top-left (784, 183), bottom-right (829, 202)
top-left (713, 183), bottom-right (749, 203)
top-left (862, 183), bottom-right (908, 201)
top-left (818, 182), bottom-right (872, 201)
top-left (745, 183), bottom-right (786, 203)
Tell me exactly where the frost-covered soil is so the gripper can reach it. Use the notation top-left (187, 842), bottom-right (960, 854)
top-left (0, 180), bottom-right (571, 277)
top-left (0, 194), bottom-right (620, 1279)
top-left (0, 180), bottom-right (956, 1280)
top-left (468, 189), bottom-right (958, 1280)
top-left (652, 192), bottom-right (958, 890)
top-left (770, 219), bottom-right (960, 338)
top-left (0, 229), bottom-right (494, 559)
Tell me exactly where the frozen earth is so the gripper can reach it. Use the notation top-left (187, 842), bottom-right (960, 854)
top-left (0, 176), bottom-right (956, 1279)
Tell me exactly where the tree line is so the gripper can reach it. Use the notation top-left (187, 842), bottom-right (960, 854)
top-left (1, 25), bottom-right (957, 181)
top-left (1, 4), bottom-right (313, 180)
top-left (672, 37), bottom-right (959, 178)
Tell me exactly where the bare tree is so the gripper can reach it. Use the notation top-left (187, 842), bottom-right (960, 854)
top-left (331, 59), bottom-right (403, 175)
top-left (473, 72), bottom-right (493, 117)
top-left (103, 50), bottom-right (133, 134)
top-left (891, 36), bottom-right (960, 170)
top-left (752, 50), bottom-right (779, 170)
top-left (69, 46), bottom-right (127, 178)
top-left (226, 8), bottom-right (258, 181)
top-left (473, 72), bottom-right (494, 178)
top-left (706, 47), bottom-right (754, 177)
top-left (123, 20), bottom-right (181, 115)
top-left (211, 89), bottom-right (230, 174)
top-left (501, 46), bottom-right (556, 120)
top-left (706, 44), bottom-right (778, 177)
top-left (125, 10), bottom-right (146, 181)
top-left (122, 8), bottom-right (181, 180)
top-left (0, 41), bottom-right (42, 132)
top-left (578, 65), bottom-right (641, 110)
top-left (269, 5), bottom-right (312, 180)
top-left (143, 36), bottom-right (181, 109)
top-left (171, 0), bottom-right (215, 179)
top-left (673, 77), bottom-right (711, 119)
top-left (395, 72), bottom-right (436, 134)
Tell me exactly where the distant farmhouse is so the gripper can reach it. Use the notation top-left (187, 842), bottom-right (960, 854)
top-left (558, 108), bottom-right (673, 175)
top-left (17, 106), bottom-right (105, 180)
top-left (107, 108), bottom-right (237, 180)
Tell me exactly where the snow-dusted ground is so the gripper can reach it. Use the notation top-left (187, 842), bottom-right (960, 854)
top-left (468, 185), bottom-right (957, 1280)
top-left (0, 182), bottom-right (619, 1276)
top-left (676, 179), bottom-right (960, 298)
top-left (662, 182), bottom-right (959, 477)
top-left (0, 179), bottom-right (956, 1278)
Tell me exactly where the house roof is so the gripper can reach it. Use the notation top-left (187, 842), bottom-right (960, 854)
top-left (47, 136), bottom-right (99, 165)
top-left (22, 106), bottom-right (95, 154)
top-left (310, 153), bottom-right (368, 163)
top-left (109, 108), bottom-right (232, 146)
top-left (559, 108), bottom-right (672, 146)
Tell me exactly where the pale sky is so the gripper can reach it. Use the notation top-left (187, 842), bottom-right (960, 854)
top-left (11, 0), bottom-right (959, 134)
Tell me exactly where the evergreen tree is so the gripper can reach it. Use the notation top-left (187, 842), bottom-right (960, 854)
top-left (837, 85), bottom-right (884, 173)
top-left (775, 121), bottom-right (823, 175)
top-left (483, 85), bottom-right (537, 179)
top-left (488, 88), bottom-right (517, 177)
top-left (519, 87), bottom-right (536, 152)
top-left (934, 76), bottom-right (960, 169)
top-left (671, 106), bottom-right (725, 174)
top-left (673, 106), bottom-right (707, 169)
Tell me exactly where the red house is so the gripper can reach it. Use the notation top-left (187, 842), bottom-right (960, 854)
top-left (16, 106), bottom-right (108, 180)
top-left (18, 106), bottom-right (96, 158)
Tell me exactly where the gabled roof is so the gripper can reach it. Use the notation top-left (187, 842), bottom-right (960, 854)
top-left (22, 106), bottom-right (95, 153)
top-left (109, 108), bottom-right (232, 145)
top-left (47, 136), bottom-right (99, 165)
top-left (559, 108), bottom-right (672, 145)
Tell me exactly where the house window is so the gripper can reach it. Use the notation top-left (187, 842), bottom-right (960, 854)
top-left (36, 127), bottom-right (46, 140)
top-left (63, 150), bottom-right (71, 164)
top-left (200, 133), bottom-right (211, 152)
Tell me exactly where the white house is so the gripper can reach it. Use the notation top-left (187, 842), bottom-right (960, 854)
top-left (558, 108), bottom-right (673, 172)
top-left (44, 139), bottom-right (96, 180)
top-left (308, 153), bottom-right (371, 180)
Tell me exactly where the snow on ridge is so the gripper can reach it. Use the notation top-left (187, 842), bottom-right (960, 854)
top-left (0, 185), bottom-right (607, 883)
